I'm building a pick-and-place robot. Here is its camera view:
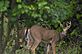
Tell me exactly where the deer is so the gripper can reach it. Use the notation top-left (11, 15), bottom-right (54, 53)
top-left (19, 21), bottom-right (71, 54)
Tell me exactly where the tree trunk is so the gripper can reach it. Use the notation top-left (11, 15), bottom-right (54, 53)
top-left (1, 13), bottom-right (9, 54)
top-left (0, 12), bottom-right (3, 54)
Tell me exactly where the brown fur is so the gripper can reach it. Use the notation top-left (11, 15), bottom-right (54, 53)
top-left (28, 25), bottom-right (65, 54)
top-left (20, 21), bottom-right (71, 54)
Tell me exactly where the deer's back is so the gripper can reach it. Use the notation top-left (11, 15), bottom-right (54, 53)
top-left (30, 25), bottom-right (59, 42)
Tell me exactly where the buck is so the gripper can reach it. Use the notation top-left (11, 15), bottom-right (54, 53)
top-left (19, 21), bottom-right (71, 54)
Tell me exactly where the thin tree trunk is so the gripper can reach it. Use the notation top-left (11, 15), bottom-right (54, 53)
top-left (1, 13), bottom-right (9, 54)
top-left (0, 12), bottom-right (3, 54)
top-left (10, 16), bottom-right (20, 54)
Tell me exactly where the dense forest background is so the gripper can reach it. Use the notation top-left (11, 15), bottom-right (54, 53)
top-left (0, 0), bottom-right (82, 54)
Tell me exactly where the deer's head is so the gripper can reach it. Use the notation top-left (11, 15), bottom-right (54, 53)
top-left (59, 21), bottom-right (71, 39)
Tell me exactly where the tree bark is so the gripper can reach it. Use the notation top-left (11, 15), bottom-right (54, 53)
top-left (1, 13), bottom-right (9, 54)
top-left (0, 12), bottom-right (3, 54)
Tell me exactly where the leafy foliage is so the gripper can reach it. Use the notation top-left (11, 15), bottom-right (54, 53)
top-left (11, 0), bottom-right (77, 29)
top-left (0, 0), bottom-right (9, 12)
top-left (0, 0), bottom-right (82, 54)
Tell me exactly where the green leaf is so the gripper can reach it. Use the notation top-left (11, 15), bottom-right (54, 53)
top-left (16, 0), bottom-right (21, 3)
top-left (0, 1), bottom-right (9, 12)
top-left (18, 4), bottom-right (22, 9)
top-left (38, 1), bottom-right (47, 9)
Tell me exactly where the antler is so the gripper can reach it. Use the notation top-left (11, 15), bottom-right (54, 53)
top-left (58, 21), bottom-right (63, 28)
top-left (58, 21), bottom-right (71, 33)
top-left (63, 21), bottom-right (71, 32)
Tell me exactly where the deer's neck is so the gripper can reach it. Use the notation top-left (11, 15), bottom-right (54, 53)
top-left (59, 32), bottom-right (66, 40)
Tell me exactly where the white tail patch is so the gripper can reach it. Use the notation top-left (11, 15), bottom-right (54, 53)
top-left (25, 29), bottom-right (31, 48)
top-left (24, 28), bottom-right (27, 35)
top-left (28, 29), bottom-right (30, 33)
top-left (26, 29), bottom-right (30, 39)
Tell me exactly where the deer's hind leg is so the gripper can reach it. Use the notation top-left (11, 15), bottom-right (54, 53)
top-left (30, 39), bottom-right (41, 54)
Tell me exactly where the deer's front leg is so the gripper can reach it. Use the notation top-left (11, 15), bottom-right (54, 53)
top-left (46, 44), bottom-right (50, 54)
top-left (51, 42), bottom-right (56, 54)
top-left (31, 40), bottom-right (41, 54)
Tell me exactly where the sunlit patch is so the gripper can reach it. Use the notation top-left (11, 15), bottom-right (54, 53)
top-left (19, 39), bottom-right (23, 42)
